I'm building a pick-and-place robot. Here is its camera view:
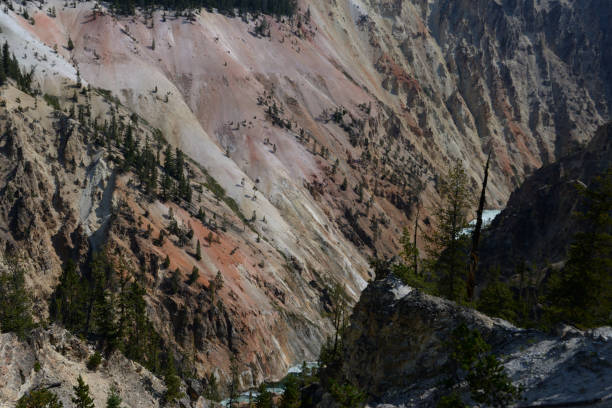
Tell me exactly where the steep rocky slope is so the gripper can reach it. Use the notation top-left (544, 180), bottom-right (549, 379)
top-left (0, 325), bottom-right (180, 408)
top-left (10, 0), bottom-right (612, 259)
top-left (341, 276), bottom-right (612, 407)
top-left (479, 121), bottom-right (612, 276)
top-left (0, 0), bottom-right (611, 403)
top-left (0, 81), bottom-right (335, 397)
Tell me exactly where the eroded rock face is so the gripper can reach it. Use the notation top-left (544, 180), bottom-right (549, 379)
top-left (0, 325), bottom-right (174, 408)
top-left (342, 276), bottom-right (612, 407)
top-left (479, 122), bottom-right (612, 276)
top-left (1, 0), bottom-right (612, 397)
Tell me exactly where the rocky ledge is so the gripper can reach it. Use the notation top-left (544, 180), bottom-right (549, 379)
top-left (342, 276), bottom-right (612, 407)
top-left (0, 325), bottom-right (207, 408)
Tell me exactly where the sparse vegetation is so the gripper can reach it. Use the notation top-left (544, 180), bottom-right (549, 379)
top-left (107, 0), bottom-right (296, 17)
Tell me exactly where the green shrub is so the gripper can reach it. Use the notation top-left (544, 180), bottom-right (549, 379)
top-left (17, 389), bottom-right (63, 408)
top-left (439, 323), bottom-right (522, 407)
top-left (436, 392), bottom-right (467, 408)
top-left (86, 351), bottom-right (102, 371)
top-left (477, 278), bottom-right (518, 323)
top-left (43, 94), bottom-right (61, 110)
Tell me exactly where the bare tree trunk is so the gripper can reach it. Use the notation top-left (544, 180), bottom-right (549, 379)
top-left (413, 205), bottom-right (420, 276)
top-left (467, 152), bottom-right (491, 301)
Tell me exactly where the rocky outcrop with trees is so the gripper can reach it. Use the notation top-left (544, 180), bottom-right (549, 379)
top-left (340, 275), bottom-right (612, 407)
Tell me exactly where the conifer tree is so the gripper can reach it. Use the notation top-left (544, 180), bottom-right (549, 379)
top-left (51, 260), bottom-right (86, 331)
top-left (204, 373), bottom-right (221, 402)
top-left (94, 289), bottom-right (119, 355)
top-left (175, 148), bottom-right (185, 179)
top-left (160, 172), bottom-right (174, 201)
top-left (227, 354), bottom-right (240, 408)
top-left (85, 253), bottom-right (107, 337)
top-left (2, 42), bottom-right (10, 74)
top-left (106, 385), bottom-right (122, 408)
top-left (280, 375), bottom-right (301, 408)
top-left (0, 258), bottom-right (34, 339)
top-left (163, 145), bottom-right (175, 176)
top-left (188, 266), bottom-right (199, 285)
top-left (425, 162), bottom-right (472, 302)
top-left (318, 284), bottom-right (348, 389)
top-left (546, 167), bottom-right (612, 327)
top-left (163, 255), bottom-right (171, 269)
top-left (163, 354), bottom-right (183, 405)
top-left (214, 270), bottom-right (224, 291)
top-left (72, 375), bottom-right (95, 408)
top-left (255, 383), bottom-right (273, 408)
top-left (0, 61), bottom-right (6, 86)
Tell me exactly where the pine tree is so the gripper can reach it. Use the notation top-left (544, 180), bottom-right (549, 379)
top-left (188, 266), bottom-right (199, 285)
top-left (340, 178), bottom-right (347, 191)
top-left (121, 282), bottom-right (149, 362)
top-left (255, 383), bottom-right (273, 408)
top-left (545, 167), bottom-right (612, 327)
top-left (204, 373), bottom-right (221, 402)
top-left (168, 268), bottom-right (181, 294)
top-left (442, 324), bottom-right (521, 407)
top-left (214, 271), bottom-right (224, 291)
top-left (163, 354), bottom-right (183, 405)
top-left (163, 255), bottom-right (171, 269)
top-left (0, 61), bottom-right (6, 86)
top-left (94, 289), bottom-right (119, 355)
top-left (328, 382), bottom-right (365, 408)
top-left (280, 375), bottom-right (301, 408)
top-left (51, 260), bottom-right (86, 331)
top-left (318, 284), bottom-right (348, 389)
top-left (17, 389), bottom-right (63, 408)
top-left (160, 172), bottom-right (174, 201)
top-left (155, 230), bottom-right (165, 246)
top-left (0, 257), bottom-right (34, 339)
top-left (72, 375), bottom-right (95, 408)
top-left (175, 148), bottom-right (185, 179)
top-left (425, 162), bottom-right (472, 302)
top-left (106, 385), bottom-right (122, 408)
top-left (85, 253), bottom-right (107, 337)
top-left (477, 268), bottom-right (518, 323)
top-left (227, 354), bottom-right (240, 408)
top-left (67, 36), bottom-right (75, 51)
top-left (163, 145), bottom-right (175, 176)
top-left (2, 42), bottom-right (10, 75)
